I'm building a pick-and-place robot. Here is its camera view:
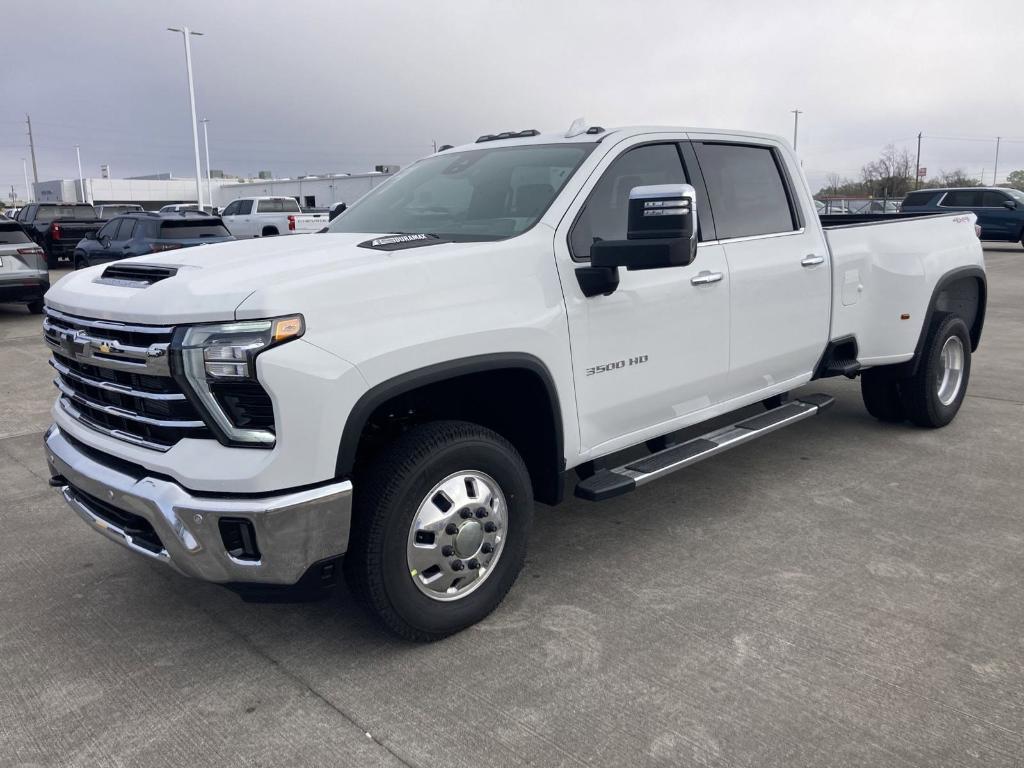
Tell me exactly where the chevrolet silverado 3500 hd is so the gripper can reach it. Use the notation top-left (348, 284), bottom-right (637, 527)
top-left (42, 124), bottom-right (986, 640)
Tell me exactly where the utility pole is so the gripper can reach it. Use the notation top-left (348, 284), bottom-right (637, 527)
top-left (22, 159), bottom-right (31, 203)
top-left (168, 26), bottom-right (205, 207)
top-left (914, 132), bottom-right (923, 190)
top-left (74, 145), bottom-right (86, 203)
top-left (790, 109), bottom-right (803, 151)
top-left (25, 114), bottom-right (39, 186)
top-left (993, 136), bottom-right (1001, 186)
top-left (200, 118), bottom-right (212, 206)
top-left (432, 139), bottom-right (438, 153)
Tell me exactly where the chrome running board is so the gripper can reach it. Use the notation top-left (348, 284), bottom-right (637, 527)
top-left (574, 394), bottom-right (834, 501)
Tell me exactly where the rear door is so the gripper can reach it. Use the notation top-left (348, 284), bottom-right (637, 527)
top-left (689, 136), bottom-right (831, 402)
top-left (114, 218), bottom-right (139, 260)
top-left (979, 190), bottom-right (1019, 240)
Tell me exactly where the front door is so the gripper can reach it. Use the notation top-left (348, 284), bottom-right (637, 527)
top-left (554, 139), bottom-right (731, 456)
top-left (689, 137), bottom-right (831, 401)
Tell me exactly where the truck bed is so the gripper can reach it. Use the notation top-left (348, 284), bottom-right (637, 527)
top-left (821, 211), bottom-right (983, 367)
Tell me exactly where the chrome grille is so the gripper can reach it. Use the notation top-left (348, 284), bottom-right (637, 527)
top-left (44, 307), bottom-right (211, 451)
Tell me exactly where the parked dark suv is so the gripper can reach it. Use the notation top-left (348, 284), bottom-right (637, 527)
top-left (901, 187), bottom-right (1024, 244)
top-left (72, 212), bottom-right (235, 269)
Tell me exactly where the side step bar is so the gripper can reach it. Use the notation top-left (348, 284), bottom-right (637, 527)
top-left (575, 394), bottom-right (834, 502)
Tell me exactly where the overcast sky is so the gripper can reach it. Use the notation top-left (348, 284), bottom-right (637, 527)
top-left (3, 0), bottom-right (1024, 201)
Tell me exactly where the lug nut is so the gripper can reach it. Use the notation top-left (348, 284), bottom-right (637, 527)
top-left (468, 559), bottom-right (480, 570)
top-left (475, 507), bottom-right (488, 518)
top-left (481, 542), bottom-right (494, 554)
top-left (460, 508), bottom-right (473, 519)
top-left (450, 559), bottom-right (465, 571)
top-left (441, 545), bottom-right (454, 557)
top-left (445, 523), bottom-right (459, 535)
top-left (484, 521), bottom-right (497, 533)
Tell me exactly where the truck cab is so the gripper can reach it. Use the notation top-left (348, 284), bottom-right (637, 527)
top-left (41, 124), bottom-right (985, 641)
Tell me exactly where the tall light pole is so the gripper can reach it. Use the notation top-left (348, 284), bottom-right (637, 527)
top-left (791, 109), bottom-right (803, 151)
top-left (168, 26), bottom-right (205, 207)
top-left (22, 159), bottom-right (31, 203)
top-left (74, 145), bottom-right (85, 203)
top-left (993, 136), bottom-right (1002, 186)
top-left (914, 132), bottom-right (923, 189)
top-left (200, 118), bottom-right (213, 207)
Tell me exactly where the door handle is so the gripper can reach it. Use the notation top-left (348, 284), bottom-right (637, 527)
top-left (801, 255), bottom-right (825, 267)
top-left (690, 271), bottom-right (724, 285)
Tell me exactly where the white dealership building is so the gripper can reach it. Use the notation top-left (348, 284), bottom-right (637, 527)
top-left (31, 169), bottom-right (395, 211)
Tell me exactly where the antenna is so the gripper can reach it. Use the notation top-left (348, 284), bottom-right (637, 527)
top-left (565, 117), bottom-right (588, 138)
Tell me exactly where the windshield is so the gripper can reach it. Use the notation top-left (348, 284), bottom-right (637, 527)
top-left (328, 143), bottom-right (594, 241)
top-left (35, 205), bottom-right (97, 222)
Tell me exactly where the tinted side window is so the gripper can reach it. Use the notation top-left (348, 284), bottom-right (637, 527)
top-left (237, 200), bottom-right (253, 215)
top-left (569, 144), bottom-right (686, 260)
top-left (941, 191), bottom-right (982, 207)
top-left (222, 201), bottom-right (239, 216)
top-left (97, 220), bottom-right (119, 238)
top-left (901, 191), bottom-right (936, 207)
top-left (116, 219), bottom-right (136, 240)
top-left (695, 143), bottom-right (796, 239)
top-left (981, 190), bottom-right (1010, 207)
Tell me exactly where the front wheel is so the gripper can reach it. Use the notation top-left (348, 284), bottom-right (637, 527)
top-left (900, 313), bottom-right (972, 428)
top-left (345, 420), bottom-right (533, 641)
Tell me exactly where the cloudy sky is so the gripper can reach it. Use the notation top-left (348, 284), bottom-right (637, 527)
top-left (3, 0), bottom-right (1023, 201)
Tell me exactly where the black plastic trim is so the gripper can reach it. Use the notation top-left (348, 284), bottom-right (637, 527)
top-left (335, 352), bottom-right (565, 479)
top-left (907, 266), bottom-right (987, 371)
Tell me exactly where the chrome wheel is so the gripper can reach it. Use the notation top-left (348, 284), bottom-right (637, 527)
top-left (406, 470), bottom-right (507, 602)
top-left (936, 335), bottom-right (965, 406)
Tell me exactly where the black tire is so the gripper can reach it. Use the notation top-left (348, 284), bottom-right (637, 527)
top-left (900, 313), bottom-right (972, 428)
top-left (46, 252), bottom-right (59, 269)
top-left (26, 299), bottom-right (44, 315)
top-left (344, 420), bottom-right (533, 641)
top-left (860, 366), bottom-right (905, 422)
top-left (74, 253), bottom-right (87, 270)
top-left (262, 226), bottom-right (278, 237)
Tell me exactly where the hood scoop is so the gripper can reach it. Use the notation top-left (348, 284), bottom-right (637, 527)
top-left (95, 263), bottom-right (179, 288)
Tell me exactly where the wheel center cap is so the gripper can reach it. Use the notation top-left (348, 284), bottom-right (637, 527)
top-left (454, 521), bottom-right (484, 557)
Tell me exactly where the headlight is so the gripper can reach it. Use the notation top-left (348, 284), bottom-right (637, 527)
top-left (171, 315), bottom-right (304, 447)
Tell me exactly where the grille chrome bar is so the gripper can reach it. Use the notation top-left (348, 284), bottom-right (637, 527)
top-left (58, 399), bottom-right (175, 452)
top-left (43, 319), bottom-right (170, 376)
top-left (54, 378), bottom-right (205, 429)
top-left (49, 357), bottom-right (187, 402)
top-left (44, 306), bottom-right (175, 335)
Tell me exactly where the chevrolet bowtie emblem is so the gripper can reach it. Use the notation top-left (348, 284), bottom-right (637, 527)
top-left (98, 342), bottom-right (111, 354)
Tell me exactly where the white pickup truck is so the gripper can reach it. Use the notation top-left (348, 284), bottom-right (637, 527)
top-left (41, 124), bottom-right (986, 640)
top-left (219, 196), bottom-right (327, 238)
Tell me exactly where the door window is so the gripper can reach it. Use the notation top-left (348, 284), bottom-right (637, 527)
top-left (981, 190), bottom-right (1011, 208)
top-left (221, 201), bottom-right (239, 217)
top-left (569, 143), bottom-right (688, 260)
top-left (96, 220), bottom-right (119, 239)
top-left (236, 200), bottom-right (254, 215)
top-left (940, 190), bottom-right (982, 208)
top-left (694, 143), bottom-right (797, 239)
top-left (115, 219), bottom-right (136, 241)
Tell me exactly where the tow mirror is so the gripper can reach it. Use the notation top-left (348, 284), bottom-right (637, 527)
top-left (576, 184), bottom-right (698, 297)
top-left (1002, 199), bottom-right (1017, 210)
top-left (85, 231), bottom-right (97, 240)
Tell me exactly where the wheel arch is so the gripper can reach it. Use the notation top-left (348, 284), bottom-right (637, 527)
top-left (907, 266), bottom-right (986, 374)
top-left (337, 353), bottom-right (566, 505)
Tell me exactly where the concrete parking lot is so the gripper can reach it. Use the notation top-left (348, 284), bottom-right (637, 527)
top-left (1, 246), bottom-right (1022, 768)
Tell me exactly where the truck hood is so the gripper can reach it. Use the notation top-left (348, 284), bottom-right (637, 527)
top-left (44, 233), bottom-right (419, 324)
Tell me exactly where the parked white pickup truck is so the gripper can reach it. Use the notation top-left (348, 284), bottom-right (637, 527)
top-left (220, 196), bottom-right (327, 238)
top-left (42, 124), bottom-right (986, 640)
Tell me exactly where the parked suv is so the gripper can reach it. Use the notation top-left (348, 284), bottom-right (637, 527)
top-left (72, 212), bottom-right (235, 269)
top-left (901, 187), bottom-right (1024, 244)
top-left (0, 219), bottom-right (48, 314)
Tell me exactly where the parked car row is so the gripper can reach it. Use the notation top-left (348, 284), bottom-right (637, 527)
top-left (901, 187), bottom-right (1024, 244)
top-left (72, 211), bottom-right (235, 269)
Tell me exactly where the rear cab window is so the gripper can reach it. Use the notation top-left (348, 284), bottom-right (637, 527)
top-left (34, 205), bottom-right (98, 223)
top-left (693, 142), bottom-right (798, 240)
top-left (257, 198), bottom-right (301, 214)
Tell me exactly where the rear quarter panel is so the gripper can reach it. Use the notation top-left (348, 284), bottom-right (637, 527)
top-left (824, 213), bottom-right (984, 365)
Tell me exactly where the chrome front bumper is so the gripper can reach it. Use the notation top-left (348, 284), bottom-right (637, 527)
top-left (44, 425), bottom-right (353, 585)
